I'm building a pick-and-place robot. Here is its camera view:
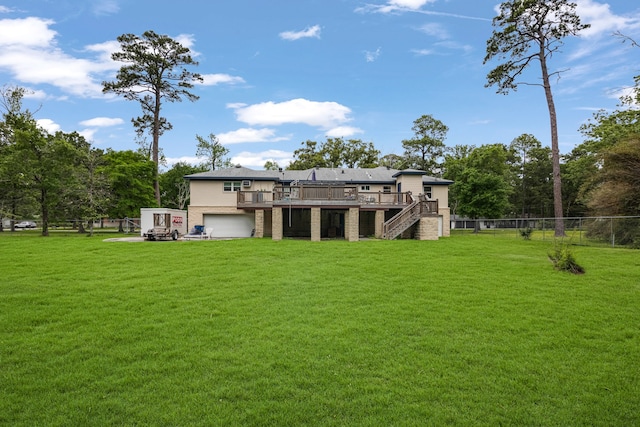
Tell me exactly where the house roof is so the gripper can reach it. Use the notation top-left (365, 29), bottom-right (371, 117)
top-left (185, 166), bottom-right (281, 181)
top-left (185, 166), bottom-right (453, 185)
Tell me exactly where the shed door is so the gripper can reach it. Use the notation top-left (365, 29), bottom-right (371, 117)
top-left (204, 214), bottom-right (255, 238)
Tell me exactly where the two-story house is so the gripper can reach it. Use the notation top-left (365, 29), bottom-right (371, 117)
top-left (185, 165), bottom-right (452, 241)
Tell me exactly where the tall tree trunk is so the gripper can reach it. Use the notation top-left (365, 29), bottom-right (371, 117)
top-left (539, 43), bottom-right (565, 237)
top-left (41, 189), bottom-right (49, 237)
top-left (153, 91), bottom-right (161, 206)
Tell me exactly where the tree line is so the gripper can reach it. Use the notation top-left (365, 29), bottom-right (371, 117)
top-left (1, 0), bottom-right (638, 243)
top-left (0, 87), bottom-right (208, 235)
top-left (280, 106), bottom-right (639, 229)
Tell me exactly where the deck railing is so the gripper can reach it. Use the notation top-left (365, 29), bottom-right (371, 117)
top-left (238, 185), bottom-right (414, 207)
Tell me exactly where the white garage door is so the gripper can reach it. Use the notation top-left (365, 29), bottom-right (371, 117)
top-left (204, 214), bottom-right (255, 238)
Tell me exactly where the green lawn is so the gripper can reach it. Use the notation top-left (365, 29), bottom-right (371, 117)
top-left (1, 232), bottom-right (639, 426)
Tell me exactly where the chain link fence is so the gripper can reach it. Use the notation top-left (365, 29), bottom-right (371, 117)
top-left (451, 216), bottom-right (640, 248)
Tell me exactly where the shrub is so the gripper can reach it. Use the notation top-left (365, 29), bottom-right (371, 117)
top-left (519, 227), bottom-right (533, 240)
top-left (548, 242), bottom-right (585, 274)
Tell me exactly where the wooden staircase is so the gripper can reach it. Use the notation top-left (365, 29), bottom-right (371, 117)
top-left (382, 195), bottom-right (438, 240)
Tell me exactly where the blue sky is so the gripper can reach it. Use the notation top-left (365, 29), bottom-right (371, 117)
top-left (1, 0), bottom-right (639, 169)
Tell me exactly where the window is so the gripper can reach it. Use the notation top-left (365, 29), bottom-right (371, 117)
top-left (360, 185), bottom-right (370, 191)
top-left (383, 186), bottom-right (391, 193)
top-left (224, 181), bottom-right (242, 192)
top-left (423, 186), bottom-right (432, 199)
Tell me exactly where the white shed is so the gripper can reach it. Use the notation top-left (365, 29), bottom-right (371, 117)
top-left (140, 208), bottom-right (188, 238)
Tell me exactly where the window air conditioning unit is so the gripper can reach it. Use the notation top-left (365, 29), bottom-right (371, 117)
top-left (242, 180), bottom-right (252, 188)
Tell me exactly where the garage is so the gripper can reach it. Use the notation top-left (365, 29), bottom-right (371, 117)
top-left (203, 214), bottom-right (255, 238)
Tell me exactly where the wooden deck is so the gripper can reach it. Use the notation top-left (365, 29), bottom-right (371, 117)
top-left (237, 185), bottom-right (418, 209)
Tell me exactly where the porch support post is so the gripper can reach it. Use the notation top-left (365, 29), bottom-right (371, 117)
top-left (272, 207), bottom-right (283, 241)
top-left (374, 210), bottom-right (385, 239)
top-left (417, 216), bottom-right (439, 240)
top-left (311, 208), bottom-right (321, 242)
top-left (254, 209), bottom-right (264, 238)
top-left (440, 207), bottom-right (450, 237)
top-left (346, 207), bottom-right (360, 242)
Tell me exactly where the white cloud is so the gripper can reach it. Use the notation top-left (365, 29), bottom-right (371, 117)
top-left (0, 17), bottom-right (117, 98)
top-left (79, 128), bottom-right (97, 141)
top-left (325, 126), bottom-right (364, 138)
top-left (411, 48), bottom-right (435, 56)
top-left (226, 102), bottom-right (247, 109)
top-left (79, 117), bottom-right (124, 127)
top-left (412, 41), bottom-right (472, 57)
top-left (357, 0), bottom-right (435, 14)
top-left (229, 98), bottom-right (353, 129)
top-left (36, 118), bottom-right (61, 133)
top-left (0, 6), bottom-right (13, 13)
top-left (0, 17), bottom-right (57, 47)
top-left (389, 0), bottom-right (433, 9)
top-left (576, 0), bottom-right (640, 39)
top-left (417, 22), bottom-right (449, 39)
top-left (365, 47), bottom-right (382, 62)
top-left (0, 18), bottom-right (223, 100)
top-left (175, 33), bottom-right (196, 49)
top-left (231, 149), bottom-right (293, 168)
top-left (435, 41), bottom-right (473, 53)
top-left (468, 119), bottom-right (491, 126)
top-left (199, 73), bottom-right (245, 86)
top-left (218, 128), bottom-right (290, 144)
top-left (84, 40), bottom-right (121, 64)
top-left (279, 25), bottom-right (321, 41)
top-left (356, 2), bottom-right (488, 21)
top-left (92, 0), bottom-right (120, 16)
top-left (22, 88), bottom-right (48, 100)
top-left (162, 156), bottom-right (202, 169)
top-left (607, 86), bottom-right (637, 103)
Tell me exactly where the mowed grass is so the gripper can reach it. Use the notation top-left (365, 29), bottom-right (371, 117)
top-left (1, 233), bottom-right (639, 426)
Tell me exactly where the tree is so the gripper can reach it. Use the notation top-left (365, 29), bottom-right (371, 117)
top-left (343, 139), bottom-right (380, 168)
top-left (613, 32), bottom-right (640, 107)
top-left (587, 136), bottom-right (640, 216)
top-left (102, 149), bottom-right (157, 220)
top-left (450, 144), bottom-right (512, 231)
top-left (567, 108), bottom-right (640, 216)
top-left (72, 147), bottom-right (110, 236)
top-left (159, 162), bottom-right (206, 210)
top-left (585, 136), bottom-right (640, 246)
top-left (1, 87), bottom-right (95, 235)
top-left (508, 134), bottom-right (553, 217)
top-left (320, 137), bottom-right (380, 168)
top-left (195, 133), bottom-right (230, 171)
top-left (0, 86), bottom-right (36, 230)
top-left (264, 160), bottom-right (280, 171)
top-left (442, 144), bottom-right (476, 218)
top-left (3, 88), bottom-right (80, 236)
top-left (321, 137), bottom-right (346, 168)
top-left (484, 0), bottom-right (589, 236)
top-left (379, 153), bottom-right (408, 170)
top-left (288, 140), bottom-right (325, 170)
top-left (102, 30), bottom-right (203, 205)
top-left (287, 138), bottom-right (381, 170)
top-left (14, 125), bottom-right (84, 236)
top-left (401, 114), bottom-right (448, 174)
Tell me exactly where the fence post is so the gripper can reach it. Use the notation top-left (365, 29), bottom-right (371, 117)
top-left (611, 217), bottom-right (615, 248)
top-left (579, 217), bottom-right (582, 245)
